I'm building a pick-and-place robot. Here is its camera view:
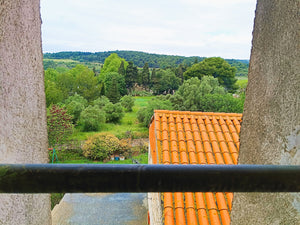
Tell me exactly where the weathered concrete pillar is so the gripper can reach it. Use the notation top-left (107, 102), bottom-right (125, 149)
top-left (0, 0), bottom-right (51, 224)
top-left (231, 0), bottom-right (300, 224)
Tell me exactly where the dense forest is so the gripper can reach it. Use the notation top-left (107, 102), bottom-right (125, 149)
top-left (43, 50), bottom-right (249, 76)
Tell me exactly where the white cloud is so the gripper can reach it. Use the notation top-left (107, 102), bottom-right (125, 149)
top-left (41, 0), bottom-right (256, 59)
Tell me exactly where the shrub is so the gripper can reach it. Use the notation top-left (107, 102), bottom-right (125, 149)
top-left (47, 105), bottom-right (74, 148)
top-left (93, 96), bottom-right (110, 109)
top-left (200, 93), bottom-right (244, 113)
top-left (120, 95), bottom-right (135, 112)
top-left (65, 94), bottom-right (88, 123)
top-left (137, 97), bottom-right (173, 127)
top-left (103, 102), bottom-right (124, 123)
top-left (65, 93), bottom-right (88, 106)
top-left (82, 133), bottom-right (121, 160)
top-left (119, 139), bottom-right (132, 158)
top-left (79, 105), bottom-right (106, 131)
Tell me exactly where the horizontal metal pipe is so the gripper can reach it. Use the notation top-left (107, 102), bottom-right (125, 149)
top-left (0, 164), bottom-right (299, 193)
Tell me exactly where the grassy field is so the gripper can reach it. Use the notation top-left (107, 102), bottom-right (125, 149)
top-left (52, 150), bottom-right (148, 165)
top-left (53, 96), bottom-right (153, 165)
top-left (70, 96), bottom-right (153, 141)
top-left (43, 58), bottom-right (103, 73)
top-left (236, 76), bottom-right (248, 91)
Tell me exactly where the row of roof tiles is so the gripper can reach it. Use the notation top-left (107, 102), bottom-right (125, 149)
top-left (149, 110), bottom-right (242, 225)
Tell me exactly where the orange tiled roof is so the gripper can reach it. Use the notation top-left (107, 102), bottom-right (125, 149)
top-left (149, 110), bottom-right (242, 225)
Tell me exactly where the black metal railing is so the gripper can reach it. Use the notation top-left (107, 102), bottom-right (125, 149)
top-left (0, 164), bottom-right (299, 193)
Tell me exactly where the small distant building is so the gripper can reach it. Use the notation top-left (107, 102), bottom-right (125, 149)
top-left (148, 110), bottom-right (242, 225)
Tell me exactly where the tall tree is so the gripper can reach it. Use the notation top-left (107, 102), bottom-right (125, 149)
top-left (125, 61), bottom-right (138, 89)
top-left (153, 69), bottom-right (181, 94)
top-left (118, 60), bottom-right (125, 76)
top-left (73, 65), bottom-right (102, 101)
top-left (100, 53), bottom-right (128, 77)
top-left (106, 76), bottom-right (121, 103)
top-left (103, 72), bottom-right (127, 97)
top-left (175, 64), bottom-right (185, 84)
top-left (141, 62), bottom-right (150, 87)
top-left (150, 68), bottom-right (157, 89)
top-left (184, 57), bottom-right (238, 92)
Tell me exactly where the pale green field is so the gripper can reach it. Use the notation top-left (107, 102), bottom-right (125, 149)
top-left (70, 96), bottom-right (153, 141)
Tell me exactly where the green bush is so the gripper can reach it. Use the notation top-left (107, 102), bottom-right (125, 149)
top-left (103, 102), bottom-right (124, 123)
top-left (93, 96), bottom-right (110, 109)
top-left (79, 106), bottom-right (106, 131)
top-left (65, 93), bottom-right (88, 106)
top-left (137, 97), bottom-right (173, 127)
top-left (120, 95), bottom-right (135, 112)
top-left (82, 133), bottom-right (121, 160)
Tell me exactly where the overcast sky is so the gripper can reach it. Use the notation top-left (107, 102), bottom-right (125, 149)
top-left (41, 0), bottom-right (257, 59)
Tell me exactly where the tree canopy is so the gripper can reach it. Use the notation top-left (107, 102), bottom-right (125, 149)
top-left (183, 57), bottom-right (238, 92)
top-left (43, 51), bottom-right (249, 76)
top-left (100, 53), bottom-right (128, 76)
top-left (152, 69), bottom-right (181, 94)
top-left (102, 72), bottom-right (127, 102)
top-left (125, 61), bottom-right (138, 89)
top-left (170, 76), bottom-right (225, 111)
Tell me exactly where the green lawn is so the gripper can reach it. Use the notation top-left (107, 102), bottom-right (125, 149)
top-left (52, 151), bottom-right (148, 165)
top-left (236, 77), bottom-right (248, 90)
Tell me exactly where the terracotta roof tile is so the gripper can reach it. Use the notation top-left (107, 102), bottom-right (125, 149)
top-left (149, 110), bottom-right (242, 225)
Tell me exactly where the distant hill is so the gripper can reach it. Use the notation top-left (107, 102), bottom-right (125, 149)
top-left (43, 50), bottom-right (249, 76)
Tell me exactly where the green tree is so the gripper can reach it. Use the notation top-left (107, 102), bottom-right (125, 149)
top-left (141, 62), bottom-right (150, 87)
top-left (153, 69), bottom-right (180, 94)
top-left (150, 68), bottom-right (157, 88)
top-left (56, 71), bottom-right (76, 100)
top-left (137, 97), bottom-right (173, 127)
top-left (199, 93), bottom-right (244, 113)
top-left (93, 96), bottom-right (110, 109)
top-left (103, 102), bottom-right (124, 123)
top-left (79, 105), bottom-right (106, 131)
top-left (125, 61), bottom-right (138, 89)
top-left (45, 68), bottom-right (60, 82)
top-left (100, 53), bottom-right (128, 77)
top-left (184, 57), bottom-right (238, 92)
top-left (170, 76), bottom-right (225, 111)
top-left (65, 94), bottom-right (88, 123)
top-left (105, 74), bottom-right (120, 103)
top-left (118, 61), bottom-right (125, 76)
top-left (45, 80), bottom-right (64, 107)
top-left (120, 95), bottom-right (135, 112)
top-left (102, 72), bottom-right (127, 100)
top-left (72, 65), bottom-right (102, 101)
top-left (175, 64), bottom-right (185, 84)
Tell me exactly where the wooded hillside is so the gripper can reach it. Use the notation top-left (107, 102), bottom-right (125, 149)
top-left (43, 50), bottom-right (249, 76)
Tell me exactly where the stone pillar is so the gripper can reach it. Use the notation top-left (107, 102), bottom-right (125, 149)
top-left (230, 0), bottom-right (300, 224)
top-left (0, 0), bottom-right (51, 224)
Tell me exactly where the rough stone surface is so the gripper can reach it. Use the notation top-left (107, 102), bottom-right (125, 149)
top-left (0, 0), bottom-right (51, 224)
top-left (147, 144), bottom-right (163, 225)
top-left (148, 193), bottom-right (163, 225)
top-left (51, 193), bottom-right (148, 225)
top-left (230, 0), bottom-right (300, 224)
